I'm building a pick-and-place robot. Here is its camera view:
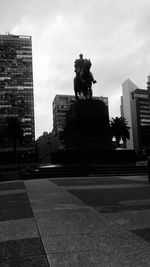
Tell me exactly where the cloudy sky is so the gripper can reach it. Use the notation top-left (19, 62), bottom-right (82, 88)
top-left (1, 0), bottom-right (150, 138)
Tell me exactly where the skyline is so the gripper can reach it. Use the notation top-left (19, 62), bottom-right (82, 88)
top-left (0, 0), bottom-right (150, 139)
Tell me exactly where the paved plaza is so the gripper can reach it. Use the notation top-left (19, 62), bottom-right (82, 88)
top-left (1, 173), bottom-right (150, 266)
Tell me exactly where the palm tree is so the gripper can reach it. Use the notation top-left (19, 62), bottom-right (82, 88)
top-left (110, 117), bottom-right (130, 148)
top-left (5, 117), bottom-right (24, 162)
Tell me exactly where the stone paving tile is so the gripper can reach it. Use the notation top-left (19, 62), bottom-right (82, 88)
top-left (43, 230), bottom-right (150, 254)
top-left (42, 233), bottom-right (107, 254)
top-left (120, 199), bottom-right (150, 206)
top-left (0, 193), bottom-right (33, 221)
top-left (85, 229), bottom-right (150, 251)
top-left (0, 254), bottom-right (49, 267)
top-left (64, 183), bottom-right (149, 190)
top-left (118, 175), bottom-right (148, 183)
top-left (107, 247), bottom-right (150, 267)
top-left (47, 250), bottom-right (110, 267)
top-left (68, 186), bottom-right (150, 207)
top-left (0, 218), bottom-right (39, 242)
top-left (47, 247), bottom-right (150, 267)
top-left (98, 209), bottom-right (150, 231)
top-left (45, 223), bottom-right (150, 266)
top-left (0, 181), bottom-right (25, 191)
top-left (132, 228), bottom-right (150, 243)
top-left (0, 237), bottom-right (47, 262)
top-left (33, 208), bottom-right (107, 236)
top-left (50, 177), bottom-right (143, 186)
top-left (96, 203), bottom-right (150, 213)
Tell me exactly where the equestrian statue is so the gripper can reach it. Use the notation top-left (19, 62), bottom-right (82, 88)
top-left (74, 54), bottom-right (97, 100)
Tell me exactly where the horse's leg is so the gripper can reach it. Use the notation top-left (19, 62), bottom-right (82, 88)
top-left (75, 91), bottom-right (78, 100)
top-left (89, 88), bottom-right (92, 99)
top-left (89, 86), bottom-right (92, 99)
top-left (88, 80), bottom-right (92, 99)
top-left (84, 85), bottom-right (88, 99)
top-left (74, 86), bottom-right (78, 100)
top-left (74, 77), bottom-right (78, 100)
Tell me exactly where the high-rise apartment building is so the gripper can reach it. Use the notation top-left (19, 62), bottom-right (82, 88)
top-left (121, 77), bottom-right (150, 154)
top-left (0, 34), bottom-right (35, 156)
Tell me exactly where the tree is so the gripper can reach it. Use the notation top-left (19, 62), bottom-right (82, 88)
top-left (5, 117), bottom-right (24, 162)
top-left (110, 117), bottom-right (130, 147)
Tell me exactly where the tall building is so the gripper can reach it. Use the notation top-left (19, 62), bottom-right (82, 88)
top-left (0, 34), bottom-right (35, 157)
top-left (121, 77), bottom-right (150, 154)
top-left (52, 94), bottom-right (109, 149)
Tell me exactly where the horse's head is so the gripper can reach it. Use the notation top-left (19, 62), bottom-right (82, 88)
top-left (82, 59), bottom-right (91, 72)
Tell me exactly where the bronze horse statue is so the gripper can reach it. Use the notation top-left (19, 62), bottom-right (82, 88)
top-left (74, 58), bottom-right (96, 100)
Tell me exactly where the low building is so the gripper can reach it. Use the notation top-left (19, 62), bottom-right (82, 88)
top-left (36, 132), bottom-right (59, 163)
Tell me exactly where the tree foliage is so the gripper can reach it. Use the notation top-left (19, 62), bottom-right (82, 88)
top-left (5, 117), bottom-right (24, 162)
top-left (110, 116), bottom-right (130, 147)
top-left (5, 117), bottom-right (23, 140)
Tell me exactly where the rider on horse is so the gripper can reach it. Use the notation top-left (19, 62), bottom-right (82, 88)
top-left (74, 54), bottom-right (97, 100)
top-left (74, 54), bottom-right (96, 83)
top-left (74, 54), bottom-right (84, 76)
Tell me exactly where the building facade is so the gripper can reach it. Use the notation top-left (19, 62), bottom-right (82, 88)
top-left (53, 95), bottom-right (75, 136)
top-left (36, 131), bottom-right (59, 163)
top-left (52, 94), bottom-right (109, 149)
top-left (121, 77), bottom-right (150, 154)
top-left (0, 34), bottom-right (35, 159)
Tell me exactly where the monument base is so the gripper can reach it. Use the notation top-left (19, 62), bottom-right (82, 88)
top-left (51, 99), bottom-right (136, 164)
top-left (64, 99), bottom-right (113, 151)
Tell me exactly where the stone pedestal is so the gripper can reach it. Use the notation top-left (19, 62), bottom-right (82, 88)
top-left (64, 99), bottom-right (113, 151)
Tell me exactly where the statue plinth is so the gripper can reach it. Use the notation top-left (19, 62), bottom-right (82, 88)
top-left (64, 99), bottom-right (114, 151)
